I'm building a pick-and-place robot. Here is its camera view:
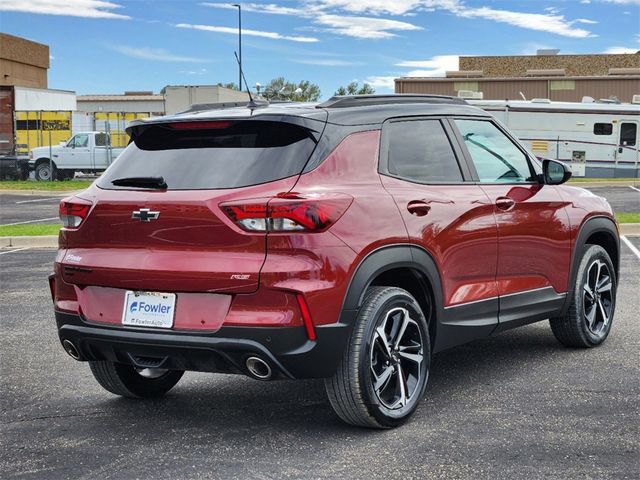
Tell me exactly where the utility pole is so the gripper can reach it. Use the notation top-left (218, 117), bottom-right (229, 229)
top-left (232, 4), bottom-right (242, 91)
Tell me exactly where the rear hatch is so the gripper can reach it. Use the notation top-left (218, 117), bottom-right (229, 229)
top-left (61, 116), bottom-right (325, 294)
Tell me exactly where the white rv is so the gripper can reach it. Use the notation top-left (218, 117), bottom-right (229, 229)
top-left (469, 99), bottom-right (639, 178)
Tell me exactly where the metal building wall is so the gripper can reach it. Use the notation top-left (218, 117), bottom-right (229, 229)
top-left (396, 77), bottom-right (640, 102)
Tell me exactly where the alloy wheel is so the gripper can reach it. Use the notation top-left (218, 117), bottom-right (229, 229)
top-left (370, 307), bottom-right (424, 410)
top-left (582, 259), bottom-right (613, 337)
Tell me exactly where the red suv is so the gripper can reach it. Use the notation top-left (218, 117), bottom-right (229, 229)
top-left (52, 95), bottom-right (619, 428)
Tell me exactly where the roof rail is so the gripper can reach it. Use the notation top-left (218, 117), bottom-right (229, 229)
top-left (317, 94), bottom-right (467, 109)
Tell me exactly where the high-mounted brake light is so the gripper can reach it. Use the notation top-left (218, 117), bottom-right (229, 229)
top-left (59, 197), bottom-right (92, 229)
top-left (221, 193), bottom-right (353, 233)
top-left (168, 121), bottom-right (232, 130)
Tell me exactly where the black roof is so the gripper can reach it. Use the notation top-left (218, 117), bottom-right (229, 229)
top-left (127, 95), bottom-right (491, 132)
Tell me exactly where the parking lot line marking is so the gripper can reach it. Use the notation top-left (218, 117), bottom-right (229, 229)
top-left (0, 247), bottom-right (31, 255)
top-left (621, 235), bottom-right (640, 262)
top-left (15, 197), bottom-right (60, 204)
top-left (0, 217), bottom-right (58, 227)
top-left (629, 186), bottom-right (640, 193)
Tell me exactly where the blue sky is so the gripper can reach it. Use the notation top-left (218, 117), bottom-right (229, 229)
top-left (1, 0), bottom-right (638, 99)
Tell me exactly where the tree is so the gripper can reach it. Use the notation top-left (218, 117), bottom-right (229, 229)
top-left (217, 82), bottom-right (240, 91)
top-left (335, 81), bottom-right (375, 96)
top-left (261, 77), bottom-right (321, 102)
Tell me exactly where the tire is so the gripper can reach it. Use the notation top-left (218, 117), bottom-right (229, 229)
top-left (56, 169), bottom-right (74, 181)
top-left (550, 244), bottom-right (617, 348)
top-left (89, 361), bottom-right (184, 398)
top-left (35, 161), bottom-right (55, 181)
top-left (325, 286), bottom-right (431, 428)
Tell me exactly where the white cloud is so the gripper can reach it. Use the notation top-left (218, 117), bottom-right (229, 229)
top-left (365, 75), bottom-right (397, 89)
top-left (223, 1), bottom-right (598, 39)
top-left (366, 54), bottom-right (459, 92)
top-left (450, 6), bottom-right (594, 38)
top-left (201, 3), bottom-right (303, 15)
top-left (179, 68), bottom-right (209, 75)
top-left (396, 55), bottom-right (459, 74)
top-left (176, 23), bottom-right (319, 42)
top-left (202, 2), bottom-right (422, 39)
top-left (603, 46), bottom-right (639, 53)
top-left (112, 46), bottom-right (211, 62)
top-left (316, 14), bottom-right (422, 39)
top-left (0, 0), bottom-right (130, 19)
top-left (602, 0), bottom-right (640, 4)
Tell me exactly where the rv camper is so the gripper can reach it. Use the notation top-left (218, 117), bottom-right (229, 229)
top-left (469, 98), bottom-right (640, 178)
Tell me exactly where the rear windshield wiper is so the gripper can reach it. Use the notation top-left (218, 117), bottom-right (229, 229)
top-left (111, 176), bottom-right (168, 189)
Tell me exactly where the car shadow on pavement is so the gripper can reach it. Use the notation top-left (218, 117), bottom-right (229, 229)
top-left (90, 321), bottom-right (577, 435)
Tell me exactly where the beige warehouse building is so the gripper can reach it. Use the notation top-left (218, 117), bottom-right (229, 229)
top-left (0, 33), bottom-right (49, 89)
top-left (395, 51), bottom-right (640, 103)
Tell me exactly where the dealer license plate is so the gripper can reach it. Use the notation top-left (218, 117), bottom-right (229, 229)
top-left (122, 291), bottom-right (176, 329)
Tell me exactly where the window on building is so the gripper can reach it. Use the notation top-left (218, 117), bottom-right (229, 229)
top-left (454, 81), bottom-right (479, 92)
top-left (386, 119), bottom-right (463, 183)
top-left (593, 123), bottom-right (613, 135)
top-left (549, 80), bottom-right (576, 91)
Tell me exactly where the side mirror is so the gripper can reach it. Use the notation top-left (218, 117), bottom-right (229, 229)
top-left (542, 158), bottom-right (572, 185)
top-left (59, 141), bottom-right (66, 146)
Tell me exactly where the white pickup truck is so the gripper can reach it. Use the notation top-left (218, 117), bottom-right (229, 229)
top-left (29, 132), bottom-right (124, 181)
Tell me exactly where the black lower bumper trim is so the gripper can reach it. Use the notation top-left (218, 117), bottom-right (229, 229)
top-left (56, 311), bottom-right (352, 379)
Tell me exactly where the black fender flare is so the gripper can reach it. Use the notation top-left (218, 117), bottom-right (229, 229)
top-left (336, 244), bottom-right (445, 345)
top-left (561, 215), bottom-right (620, 316)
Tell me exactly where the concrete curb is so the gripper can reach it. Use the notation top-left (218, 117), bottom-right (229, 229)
top-left (1, 224), bottom-right (639, 250)
top-left (621, 223), bottom-right (640, 236)
top-left (1, 235), bottom-right (58, 248)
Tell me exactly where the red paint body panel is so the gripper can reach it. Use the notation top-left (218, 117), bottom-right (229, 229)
top-left (260, 130), bottom-right (406, 325)
top-left (381, 178), bottom-right (499, 306)
top-left (60, 177), bottom-right (298, 294)
top-left (479, 184), bottom-right (572, 296)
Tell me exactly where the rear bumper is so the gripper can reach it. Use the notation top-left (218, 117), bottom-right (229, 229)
top-left (56, 311), bottom-right (353, 379)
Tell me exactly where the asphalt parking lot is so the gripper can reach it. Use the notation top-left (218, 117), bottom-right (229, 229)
top-left (0, 193), bottom-right (63, 226)
top-left (1, 243), bottom-right (639, 479)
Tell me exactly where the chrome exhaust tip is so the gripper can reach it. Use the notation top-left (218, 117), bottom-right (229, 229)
top-left (245, 356), bottom-right (272, 380)
top-left (62, 339), bottom-right (81, 360)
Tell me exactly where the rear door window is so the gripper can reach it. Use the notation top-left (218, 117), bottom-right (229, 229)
top-left (384, 119), bottom-right (463, 183)
top-left (99, 120), bottom-right (318, 190)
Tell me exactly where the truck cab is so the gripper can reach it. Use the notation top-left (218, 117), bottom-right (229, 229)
top-left (30, 131), bottom-right (124, 181)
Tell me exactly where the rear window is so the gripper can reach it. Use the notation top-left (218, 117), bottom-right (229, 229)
top-left (98, 120), bottom-right (317, 190)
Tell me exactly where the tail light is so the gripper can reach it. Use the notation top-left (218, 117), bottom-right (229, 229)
top-left (59, 197), bottom-right (92, 229)
top-left (221, 193), bottom-right (353, 232)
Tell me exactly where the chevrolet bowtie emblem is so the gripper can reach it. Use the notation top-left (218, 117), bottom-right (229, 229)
top-left (132, 208), bottom-right (160, 222)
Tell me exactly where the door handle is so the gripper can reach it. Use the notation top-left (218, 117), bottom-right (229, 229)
top-left (495, 196), bottom-right (516, 211)
top-left (407, 201), bottom-right (432, 216)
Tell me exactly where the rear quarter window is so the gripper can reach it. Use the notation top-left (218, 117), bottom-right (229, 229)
top-left (98, 120), bottom-right (318, 190)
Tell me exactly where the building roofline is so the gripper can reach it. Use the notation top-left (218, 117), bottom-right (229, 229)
top-left (395, 74), bottom-right (640, 82)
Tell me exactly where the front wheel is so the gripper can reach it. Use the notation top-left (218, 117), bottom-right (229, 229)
top-left (550, 244), bottom-right (617, 348)
top-left (325, 286), bottom-right (431, 428)
top-left (89, 361), bottom-right (184, 398)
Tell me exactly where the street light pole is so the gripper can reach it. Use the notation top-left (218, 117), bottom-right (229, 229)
top-left (232, 3), bottom-right (242, 91)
